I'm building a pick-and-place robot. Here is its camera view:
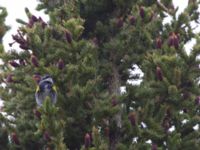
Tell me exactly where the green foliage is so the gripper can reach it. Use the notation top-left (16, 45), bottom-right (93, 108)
top-left (0, 6), bottom-right (9, 150)
top-left (0, 7), bottom-right (9, 42)
top-left (35, 98), bottom-right (67, 149)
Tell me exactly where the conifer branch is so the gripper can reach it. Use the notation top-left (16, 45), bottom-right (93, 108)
top-left (156, 0), bottom-right (174, 15)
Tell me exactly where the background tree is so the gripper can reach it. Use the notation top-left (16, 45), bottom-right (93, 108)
top-left (0, 6), bottom-right (9, 150)
top-left (0, 0), bottom-right (200, 150)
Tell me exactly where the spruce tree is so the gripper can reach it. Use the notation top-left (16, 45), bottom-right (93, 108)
top-left (0, 6), bottom-right (9, 150)
top-left (1, 0), bottom-right (200, 150)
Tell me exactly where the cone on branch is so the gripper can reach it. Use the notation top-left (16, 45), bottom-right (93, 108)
top-left (195, 96), bottom-right (200, 105)
top-left (11, 132), bottom-right (20, 145)
top-left (65, 30), bottom-right (72, 44)
top-left (168, 32), bottom-right (179, 49)
top-left (111, 96), bottom-right (118, 107)
top-left (31, 15), bottom-right (38, 22)
top-left (28, 15), bottom-right (38, 28)
top-left (6, 74), bottom-right (13, 83)
top-left (19, 43), bottom-right (29, 50)
top-left (84, 133), bottom-right (91, 149)
top-left (28, 15), bottom-right (47, 28)
top-left (128, 112), bottom-right (136, 127)
top-left (12, 30), bottom-right (29, 50)
top-left (33, 108), bottom-right (41, 119)
top-left (129, 15), bottom-right (136, 25)
top-left (9, 60), bottom-right (20, 68)
top-left (31, 54), bottom-right (39, 67)
top-left (104, 127), bottom-right (110, 137)
top-left (162, 117), bottom-right (171, 132)
top-left (139, 6), bottom-right (145, 19)
top-left (38, 17), bottom-right (47, 28)
top-left (152, 144), bottom-right (158, 150)
top-left (12, 34), bottom-right (25, 44)
top-left (156, 37), bottom-right (162, 49)
top-left (19, 59), bottom-right (26, 66)
top-left (57, 58), bottom-right (64, 70)
top-left (156, 66), bottom-right (163, 81)
top-left (168, 34), bottom-right (174, 47)
top-left (43, 131), bottom-right (51, 141)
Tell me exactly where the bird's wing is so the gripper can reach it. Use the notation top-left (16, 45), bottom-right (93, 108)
top-left (52, 85), bottom-right (57, 93)
top-left (50, 89), bottom-right (57, 104)
top-left (36, 85), bottom-right (40, 92)
top-left (35, 92), bottom-right (43, 107)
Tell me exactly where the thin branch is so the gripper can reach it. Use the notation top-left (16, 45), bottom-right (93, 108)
top-left (156, 0), bottom-right (174, 15)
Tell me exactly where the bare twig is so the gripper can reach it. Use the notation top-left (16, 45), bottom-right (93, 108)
top-left (156, 0), bottom-right (174, 15)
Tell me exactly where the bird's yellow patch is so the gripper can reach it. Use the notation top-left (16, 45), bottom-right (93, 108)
top-left (53, 85), bottom-right (57, 93)
top-left (36, 86), bottom-right (40, 92)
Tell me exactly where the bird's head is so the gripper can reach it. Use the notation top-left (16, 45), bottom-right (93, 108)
top-left (39, 75), bottom-right (54, 91)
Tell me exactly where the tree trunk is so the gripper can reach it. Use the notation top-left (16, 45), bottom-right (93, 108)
top-left (109, 61), bottom-right (122, 150)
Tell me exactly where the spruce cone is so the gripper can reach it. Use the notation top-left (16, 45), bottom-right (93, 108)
top-left (84, 133), bottom-right (91, 149)
top-left (31, 55), bottom-right (39, 67)
top-left (128, 112), bottom-right (136, 127)
top-left (11, 132), bottom-right (20, 145)
top-left (156, 66), bottom-right (163, 81)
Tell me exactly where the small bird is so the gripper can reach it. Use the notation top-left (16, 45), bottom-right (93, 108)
top-left (35, 75), bottom-right (57, 107)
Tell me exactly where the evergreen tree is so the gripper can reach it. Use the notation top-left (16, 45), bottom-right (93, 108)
top-left (1, 0), bottom-right (200, 150)
top-left (0, 6), bottom-right (9, 150)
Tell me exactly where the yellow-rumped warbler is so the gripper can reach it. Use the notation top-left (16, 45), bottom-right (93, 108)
top-left (35, 75), bottom-right (57, 107)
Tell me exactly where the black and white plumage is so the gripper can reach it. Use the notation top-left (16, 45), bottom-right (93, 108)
top-left (35, 75), bottom-right (57, 107)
